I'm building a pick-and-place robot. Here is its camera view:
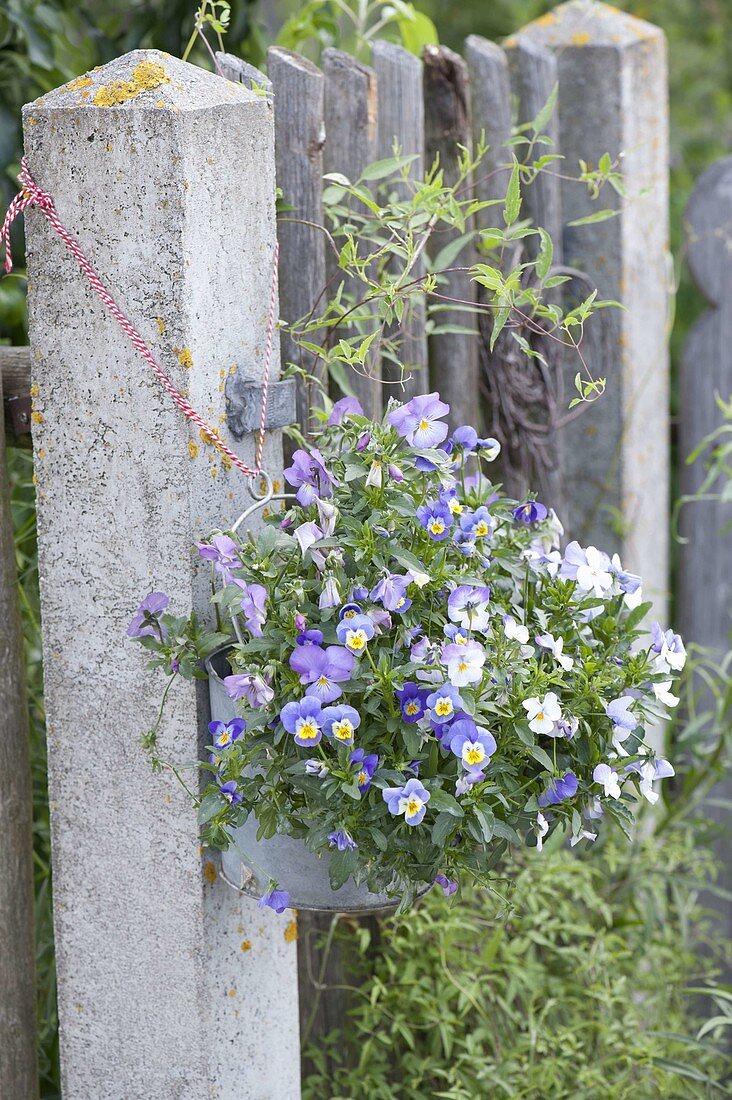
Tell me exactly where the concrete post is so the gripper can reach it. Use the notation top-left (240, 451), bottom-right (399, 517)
top-left (512, 1), bottom-right (670, 620)
top-left (24, 50), bottom-right (299, 1099)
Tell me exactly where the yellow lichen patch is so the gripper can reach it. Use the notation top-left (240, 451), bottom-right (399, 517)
top-left (183, 181), bottom-right (190, 191)
top-left (272, 479), bottom-right (282, 493)
top-left (31, 411), bottom-right (44, 424)
top-left (535, 11), bottom-right (556, 26)
top-left (176, 347), bottom-right (193, 369)
top-left (37, 448), bottom-right (46, 458)
top-left (262, 507), bottom-right (270, 519)
top-left (106, 142), bottom-right (113, 152)
top-left (155, 100), bottom-right (166, 108)
top-left (570, 31), bottom-right (591, 46)
top-left (284, 919), bottom-right (298, 944)
top-left (203, 861), bottom-right (217, 884)
top-left (228, 988), bottom-right (236, 998)
top-left (155, 317), bottom-right (165, 336)
top-left (199, 428), bottom-right (216, 447)
top-left (30, 383), bottom-right (39, 397)
top-left (240, 940), bottom-right (252, 953)
top-left (221, 454), bottom-right (232, 473)
top-left (93, 61), bottom-right (170, 108)
top-left (211, 465), bottom-right (218, 479)
top-left (229, 364), bottom-right (237, 375)
top-left (187, 440), bottom-right (199, 460)
top-left (68, 75), bottom-right (93, 92)
top-left (26, 116), bottom-right (38, 127)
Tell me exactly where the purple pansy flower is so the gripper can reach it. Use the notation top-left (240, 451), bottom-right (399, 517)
top-left (340, 602), bottom-right (362, 620)
top-left (650, 622), bottom-right (686, 671)
top-left (322, 704), bottom-right (361, 744)
top-left (434, 873), bottom-right (458, 896)
top-left (328, 829), bottom-right (357, 851)
top-left (208, 718), bottom-right (246, 749)
top-left (284, 447), bottom-right (335, 506)
top-left (449, 719), bottom-right (496, 772)
top-left (452, 425), bottom-right (478, 451)
top-left (426, 683), bottom-right (464, 725)
top-left (319, 576), bottom-right (341, 610)
top-left (223, 673), bottom-right (274, 708)
top-left (218, 779), bottom-right (243, 804)
top-left (196, 534), bottom-right (242, 582)
top-left (349, 748), bottom-right (378, 792)
top-left (382, 777), bottom-right (431, 825)
top-left (258, 888), bottom-right (290, 914)
top-left (327, 396), bottom-right (363, 425)
top-left (335, 614), bottom-right (375, 654)
top-left (371, 574), bottom-right (412, 612)
top-left (456, 769), bottom-right (485, 796)
top-left (388, 463), bottom-right (405, 482)
top-left (447, 585), bottom-right (491, 631)
top-left (127, 592), bottom-right (169, 639)
top-left (417, 499), bottom-right (453, 541)
top-left (538, 771), bottom-right (578, 807)
top-left (459, 506), bottom-right (495, 540)
top-left (289, 644), bottom-right (355, 703)
top-left (297, 628), bottom-right (324, 647)
top-left (280, 697), bottom-right (325, 747)
top-left (396, 682), bottom-right (429, 723)
top-left (513, 500), bottom-right (548, 525)
top-left (235, 582), bottom-right (267, 637)
top-left (387, 392), bottom-right (450, 448)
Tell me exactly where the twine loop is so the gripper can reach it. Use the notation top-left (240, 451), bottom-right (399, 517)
top-left (1, 157), bottom-right (278, 479)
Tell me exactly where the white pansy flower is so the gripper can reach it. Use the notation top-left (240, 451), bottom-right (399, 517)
top-left (522, 692), bottom-right (562, 736)
top-left (593, 762), bottom-right (622, 800)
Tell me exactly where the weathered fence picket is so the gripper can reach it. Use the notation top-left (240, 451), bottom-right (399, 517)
top-left (23, 49), bottom-right (299, 1099)
top-left (373, 39), bottom-right (428, 399)
top-left (423, 44), bottom-right (479, 428)
top-left (679, 157), bottom-right (732, 943)
top-left (512, 1), bottom-right (670, 639)
top-left (268, 46), bottom-right (327, 436)
top-left (0, 367), bottom-right (38, 1100)
top-left (322, 48), bottom-right (382, 419)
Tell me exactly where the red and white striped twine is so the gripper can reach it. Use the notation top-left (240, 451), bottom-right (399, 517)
top-left (1, 157), bottom-right (278, 479)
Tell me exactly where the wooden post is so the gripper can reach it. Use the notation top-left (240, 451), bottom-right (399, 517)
top-left (373, 39), bottom-right (428, 399)
top-left (513, 1), bottom-right (670, 628)
top-left (0, 369), bottom-right (39, 1100)
top-left (268, 46), bottom-right (327, 434)
top-left (464, 35), bottom-right (511, 234)
top-left (423, 44), bottom-right (479, 429)
top-left (679, 156), bottom-right (732, 942)
top-left (322, 48), bottom-right (382, 419)
top-left (24, 50), bottom-right (300, 1098)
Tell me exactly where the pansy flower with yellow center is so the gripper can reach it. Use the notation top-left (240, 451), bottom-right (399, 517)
top-left (280, 697), bottom-right (325, 747)
top-left (448, 717), bottom-right (496, 774)
top-left (395, 681), bottom-right (428, 724)
top-left (208, 717), bottom-right (246, 750)
top-left (426, 683), bottom-right (464, 725)
top-left (442, 639), bottom-right (486, 687)
top-left (382, 777), bottom-right (431, 826)
top-left (336, 613), bottom-right (375, 654)
top-left (416, 498), bottom-right (453, 542)
top-left (349, 748), bottom-right (378, 792)
top-left (322, 704), bottom-right (361, 745)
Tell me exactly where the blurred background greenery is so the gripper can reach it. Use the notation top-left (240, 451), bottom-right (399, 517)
top-left (2, 1), bottom-right (731, 1095)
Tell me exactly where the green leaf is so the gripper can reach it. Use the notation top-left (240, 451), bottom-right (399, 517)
top-left (503, 158), bottom-right (522, 227)
top-left (428, 787), bottom-right (464, 817)
top-left (473, 805), bottom-right (495, 843)
top-left (624, 601), bottom-right (653, 633)
top-left (531, 82), bottom-right (558, 135)
top-left (489, 305), bottom-right (511, 351)
top-left (431, 811), bottom-right (457, 847)
top-left (329, 846), bottom-right (359, 891)
top-left (397, 9), bottom-right (439, 56)
top-left (429, 230), bottom-right (476, 272)
top-left (567, 208), bottom-right (619, 227)
top-left (359, 154), bottom-right (419, 181)
top-left (535, 228), bottom-right (553, 281)
top-left (198, 790), bottom-right (223, 825)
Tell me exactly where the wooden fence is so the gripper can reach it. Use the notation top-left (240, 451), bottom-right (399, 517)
top-left (0, 2), bottom-right (677, 1097)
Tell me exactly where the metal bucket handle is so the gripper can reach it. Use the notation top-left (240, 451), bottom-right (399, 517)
top-left (220, 471), bottom-right (298, 644)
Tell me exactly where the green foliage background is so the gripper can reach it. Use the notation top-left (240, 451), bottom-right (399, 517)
top-left (2, 0), bottom-right (731, 1096)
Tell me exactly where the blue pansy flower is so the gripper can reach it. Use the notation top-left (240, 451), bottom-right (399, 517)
top-left (396, 682), bottom-right (428, 723)
top-left (382, 777), bottom-right (431, 825)
top-left (322, 704), bottom-right (361, 745)
top-left (349, 748), bottom-right (378, 792)
top-left (218, 779), bottom-right (243, 804)
top-left (336, 613), bottom-right (375, 654)
top-left (280, 697), bottom-right (325, 747)
top-left (426, 684), bottom-right (464, 725)
top-left (328, 829), bottom-right (357, 851)
top-left (513, 500), bottom-right (548, 525)
top-left (258, 888), bottom-right (290, 913)
top-left (538, 771), bottom-right (579, 807)
top-left (417, 499), bottom-right (453, 541)
top-left (208, 717), bottom-right (246, 750)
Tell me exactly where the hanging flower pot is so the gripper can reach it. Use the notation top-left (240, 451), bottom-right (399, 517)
top-left (129, 392), bottom-right (683, 915)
